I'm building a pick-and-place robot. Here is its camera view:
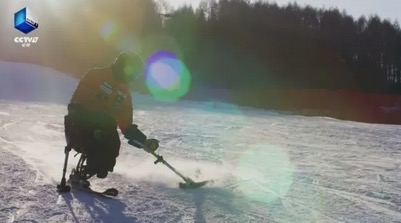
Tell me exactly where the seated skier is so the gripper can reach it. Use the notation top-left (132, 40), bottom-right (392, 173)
top-left (64, 52), bottom-right (159, 182)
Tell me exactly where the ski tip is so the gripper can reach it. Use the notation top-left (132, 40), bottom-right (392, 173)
top-left (178, 180), bottom-right (212, 189)
top-left (103, 188), bottom-right (119, 197)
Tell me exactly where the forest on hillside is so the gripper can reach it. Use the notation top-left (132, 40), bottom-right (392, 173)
top-left (153, 0), bottom-right (401, 96)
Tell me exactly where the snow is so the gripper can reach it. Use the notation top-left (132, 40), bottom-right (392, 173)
top-left (1, 60), bottom-right (401, 222)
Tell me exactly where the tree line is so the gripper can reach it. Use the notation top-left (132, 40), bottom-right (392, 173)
top-left (145, 0), bottom-right (401, 101)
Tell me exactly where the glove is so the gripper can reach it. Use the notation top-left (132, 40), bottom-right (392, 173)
top-left (144, 139), bottom-right (159, 152)
top-left (124, 124), bottom-right (146, 144)
top-left (124, 124), bottom-right (159, 152)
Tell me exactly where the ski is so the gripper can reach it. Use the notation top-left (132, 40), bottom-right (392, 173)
top-left (71, 183), bottom-right (119, 198)
top-left (179, 180), bottom-right (212, 189)
top-left (61, 167), bottom-right (119, 198)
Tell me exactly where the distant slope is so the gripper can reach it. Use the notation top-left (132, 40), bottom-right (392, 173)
top-left (0, 61), bottom-right (78, 104)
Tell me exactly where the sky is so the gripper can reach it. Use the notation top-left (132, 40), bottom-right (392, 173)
top-left (163, 0), bottom-right (400, 22)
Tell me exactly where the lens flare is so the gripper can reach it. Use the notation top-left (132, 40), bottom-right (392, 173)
top-left (144, 51), bottom-right (191, 102)
top-left (235, 144), bottom-right (294, 204)
top-left (100, 21), bottom-right (119, 42)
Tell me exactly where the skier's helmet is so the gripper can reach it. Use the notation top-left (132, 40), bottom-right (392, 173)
top-left (112, 52), bottom-right (144, 83)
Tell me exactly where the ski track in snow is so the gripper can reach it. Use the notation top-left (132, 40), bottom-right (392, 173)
top-left (1, 100), bottom-right (401, 223)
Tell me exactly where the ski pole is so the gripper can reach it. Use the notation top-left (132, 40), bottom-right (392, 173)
top-left (128, 140), bottom-right (193, 183)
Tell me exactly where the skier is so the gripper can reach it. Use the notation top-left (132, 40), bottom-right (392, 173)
top-left (63, 52), bottom-right (160, 184)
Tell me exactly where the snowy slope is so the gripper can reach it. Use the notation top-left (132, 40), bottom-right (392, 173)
top-left (1, 61), bottom-right (401, 223)
top-left (0, 61), bottom-right (78, 104)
